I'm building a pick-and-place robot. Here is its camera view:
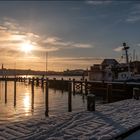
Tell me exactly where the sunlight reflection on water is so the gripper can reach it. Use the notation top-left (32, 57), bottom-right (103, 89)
top-left (23, 92), bottom-right (30, 116)
top-left (0, 79), bottom-right (87, 124)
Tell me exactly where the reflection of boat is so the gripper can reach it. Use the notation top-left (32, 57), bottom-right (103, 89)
top-left (89, 43), bottom-right (140, 82)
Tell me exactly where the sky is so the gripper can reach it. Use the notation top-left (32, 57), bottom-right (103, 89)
top-left (0, 0), bottom-right (140, 71)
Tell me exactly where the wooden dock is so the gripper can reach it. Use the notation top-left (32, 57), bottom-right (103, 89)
top-left (0, 99), bottom-right (140, 140)
top-left (1, 76), bottom-right (140, 103)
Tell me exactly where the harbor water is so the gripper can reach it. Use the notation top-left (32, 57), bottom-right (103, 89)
top-left (0, 76), bottom-right (88, 124)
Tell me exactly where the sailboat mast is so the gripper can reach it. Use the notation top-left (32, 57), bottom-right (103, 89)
top-left (122, 42), bottom-right (129, 64)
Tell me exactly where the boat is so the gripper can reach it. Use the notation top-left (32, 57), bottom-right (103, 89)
top-left (88, 43), bottom-right (140, 82)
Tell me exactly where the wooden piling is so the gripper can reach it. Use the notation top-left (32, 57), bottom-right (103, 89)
top-left (28, 78), bottom-right (31, 84)
top-left (85, 79), bottom-right (88, 95)
top-left (81, 82), bottom-right (83, 94)
top-left (45, 78), bottom-right (49, 117)
top-left (14, 78), bottom-right (16, 107)
top-left (36, 77), bottom-right (39, 86)
top-left (72, 79), bottom-right (75, 95)
top-left (5, 78), bottom-right (7, 104)
top-left (61, 78), bottom-right (64, 93)
top-left (31, 77), bottom-right (34, 110)
top-left (68, 82), bottom-right (72, 112)
top-left (24, 77), bottom-right (26, 83)
top-left (41, 77), bottom-right (44, 87)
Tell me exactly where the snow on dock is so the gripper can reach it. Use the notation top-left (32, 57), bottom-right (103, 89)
top-left (0, 99), bottom-right (140, 140)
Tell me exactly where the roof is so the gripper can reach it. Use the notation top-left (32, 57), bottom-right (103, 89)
top-left (101, 59), bottom-right (119, 66)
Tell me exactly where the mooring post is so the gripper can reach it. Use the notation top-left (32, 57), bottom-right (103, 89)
top-left (45, 78), bottom-right (49, 117)
top-left (5, 77), bottom-right (7, 104)
top-left (61, 78), bottom-right (64, 93)
top-left (41, 77), bottom-right (44, 87)
top-left (36, 77), bottom-right (39, 86)
top-left (72, 79), bottom-right (75, 95)
top-left (81, 82), bottom-right (83, 94)
top-left (68, 82), bottom-right (72, 112)
top-left (28, 78), bottom-right (31, 84)
top-left (31, 77), bottom-right (34, 111)
top-left (107, 84), bottom-right (112, 103)
top-left (133, 88), bottom-right (140, 100)
top-left (24, 77), bottom-right (26, 83)
top-left (14, 78), bottom-right (16, 107)
top-left (85, 79), bottom-right (88, 95)
top-left (87, 94), bottom-right (95, 111)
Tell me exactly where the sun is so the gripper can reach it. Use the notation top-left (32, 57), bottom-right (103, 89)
top-left (21, 42), bottom-right (33, 53)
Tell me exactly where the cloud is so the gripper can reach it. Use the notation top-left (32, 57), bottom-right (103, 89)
top-left (43, 36), bottom-right (92, 50)
top-left (0, 18), bottom-right (94, 70)
top-left (114, 46), bottom-right (123, 52)
top-left (72, 43), bottom-right (92, 48)
top-left (126, 4), bottom-right (140, 23)
top-left (126, 16), bottom-right (140, 23)
top-left (86, 0), bottom-right (112, 5)
top-left (0, 17), bottom-right (93, 55)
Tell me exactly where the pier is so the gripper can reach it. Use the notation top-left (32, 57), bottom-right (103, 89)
top-left (1, 76), bottom-right (140, 103)
top-left (0, 99), bottom-right (140, 140)
top-left (0, 77), bottom-right (140, 139)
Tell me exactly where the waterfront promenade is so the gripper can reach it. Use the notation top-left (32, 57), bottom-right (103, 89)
top-left (0, 99), bottom-right (140, 140)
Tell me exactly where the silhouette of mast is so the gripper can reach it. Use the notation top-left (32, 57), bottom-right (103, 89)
top-left (122, 42), bottom-right (129, 64)
top-left (122, 42), bottom-right (131, 75)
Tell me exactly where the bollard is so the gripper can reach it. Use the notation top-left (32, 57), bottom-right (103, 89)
top-left (68, 82), bottom-right (72, 112)
top-left (45, 78), bottom-right (49, 117)
top-left (107, 84), bottom-right (112, 103)
top-left (87, 94), bottom-right (95, 111)
top-left (133, 88), bottom-right (140, 100)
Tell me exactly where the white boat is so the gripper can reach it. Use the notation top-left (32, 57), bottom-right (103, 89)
top-left (89, 43), bottom-right (140, 82)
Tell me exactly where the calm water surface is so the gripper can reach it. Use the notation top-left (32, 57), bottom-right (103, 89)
top-left (0, 78), bottom-right (87, 124)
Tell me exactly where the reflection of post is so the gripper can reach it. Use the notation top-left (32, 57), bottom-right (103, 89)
top-left (14, 78), bottom-right (16, 107)
top-left (5, 78), bottom-right (7, 104)
top-left (68, 82), bottom-right (72, 112)
top-left (31, 77), bottom-right (34, 111)
top-left (45, 78), bottom-right (49, 117)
